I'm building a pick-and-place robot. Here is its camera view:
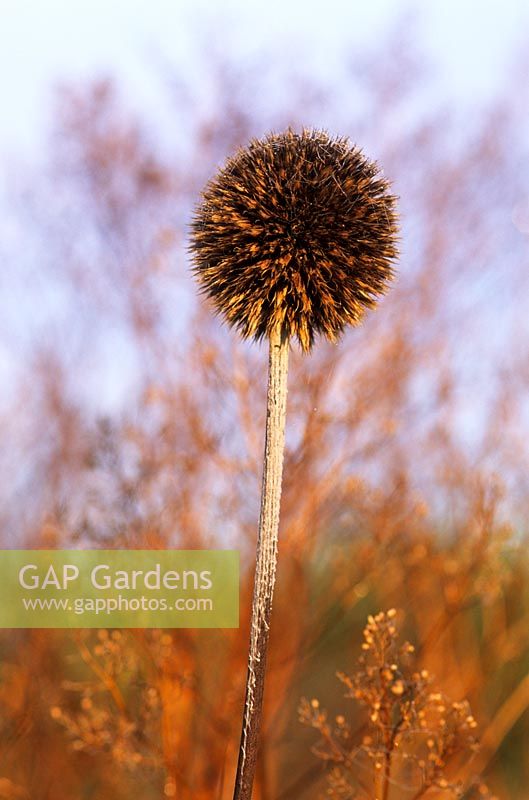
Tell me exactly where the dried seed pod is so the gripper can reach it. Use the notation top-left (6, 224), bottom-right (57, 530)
top-left (190, 128), bottom-right (399, 350)
top-left (190, 130), bottom-right (400, 800)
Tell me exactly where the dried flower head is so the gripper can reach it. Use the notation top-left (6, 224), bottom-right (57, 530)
top-left (190, 129), bottom-right (399, 350)
top-left (300, 611), bottom-right (495, 800)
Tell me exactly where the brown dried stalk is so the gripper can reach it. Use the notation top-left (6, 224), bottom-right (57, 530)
top-left (233, 324), bottom-right (289, 798)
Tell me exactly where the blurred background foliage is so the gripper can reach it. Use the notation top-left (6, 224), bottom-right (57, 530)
top-left (0, 12), bottom-right (529, 800)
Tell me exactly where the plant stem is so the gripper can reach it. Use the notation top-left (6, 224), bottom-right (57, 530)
top-left (382, 750), bottom-right (392, 800)
top-left (233, 325), bottom-right (289, 800)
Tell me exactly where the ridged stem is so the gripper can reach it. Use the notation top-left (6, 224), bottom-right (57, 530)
top-left (232, 325), bottom-right (289, 800)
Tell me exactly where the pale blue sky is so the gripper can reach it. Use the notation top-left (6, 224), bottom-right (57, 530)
top-left (0, 0), bottom-right (528, 157)
top-left (0, 0), bottom-right (527, 530)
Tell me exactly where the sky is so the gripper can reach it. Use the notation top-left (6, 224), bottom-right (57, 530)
top-left (0, 0), bottom-right (527, 414)
top-left (0, 0), bottom-right (527, 516)
top-left (0, 0), bottom-right (528, 158)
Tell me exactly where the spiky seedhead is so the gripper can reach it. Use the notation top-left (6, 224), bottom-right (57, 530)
top-left (190, 129), bottom-right (399, 351)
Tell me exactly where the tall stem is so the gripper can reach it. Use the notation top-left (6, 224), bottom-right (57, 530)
top-left (233, 325), bottom-right (289, 800)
